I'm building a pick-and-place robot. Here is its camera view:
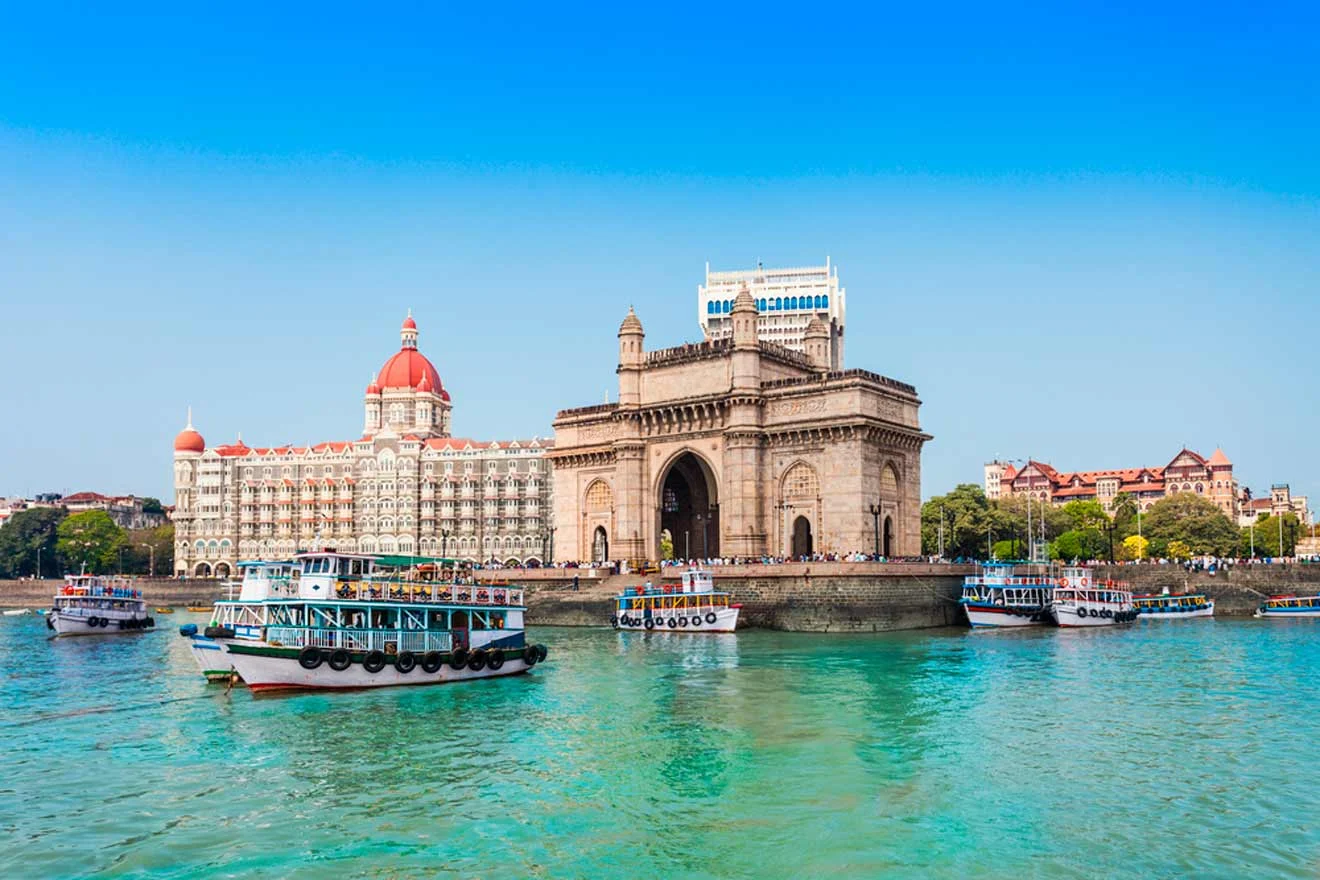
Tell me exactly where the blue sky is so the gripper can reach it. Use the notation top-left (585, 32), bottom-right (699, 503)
top-left (1, 2), bottom-right (1317, 506)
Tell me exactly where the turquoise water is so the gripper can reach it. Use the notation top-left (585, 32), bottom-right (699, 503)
top-left (3, 616), bottom-right (1318, 879)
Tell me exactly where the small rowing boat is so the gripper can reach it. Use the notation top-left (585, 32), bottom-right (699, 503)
top-left (154, 607), bottom-right (176, 614)
top-left (3, 609), bottom-right (32, 617)
top-left (186, 605), bottom-right (212, 613)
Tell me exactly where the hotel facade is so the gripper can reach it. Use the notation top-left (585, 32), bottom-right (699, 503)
top-left (172, 316), bottom-right (552, 577)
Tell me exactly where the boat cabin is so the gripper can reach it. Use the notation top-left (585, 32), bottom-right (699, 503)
top-left (234, 560), bottom-right (300, 601)
top-left (294, 551), bottom-right (377, 600)
top-left (680, 569), bottom-right (715, 594)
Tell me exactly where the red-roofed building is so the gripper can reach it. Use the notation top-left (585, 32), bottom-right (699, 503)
top-left (173, 313), bottom-right (554, 576)
top-left (985, 448), bottom-right (1240, 518)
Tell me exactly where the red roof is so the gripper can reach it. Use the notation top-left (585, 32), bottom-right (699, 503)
top-left (64, 492), bottom-right (110, 503)
top-left (174, 428), bottom-right (205, 453)
top-left (1207, 447), bottom-right (1232, 467)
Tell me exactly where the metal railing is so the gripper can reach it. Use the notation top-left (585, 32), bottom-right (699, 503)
top-left (264, 626), bottom-right (453, 653)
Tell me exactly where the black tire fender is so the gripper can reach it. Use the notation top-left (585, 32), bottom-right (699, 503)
top-left (362, 650), bottom-right (387, 673)
top-left (298, 646), bottom-right (323, 670)
top-left (395, 651), bottom-right (417, 674)
top-left (449, 647), bottom-right (469, 670)
top-left (421, 651), bottom-right (443, 673)
top-left (328, 649), bottom-right (352, 671)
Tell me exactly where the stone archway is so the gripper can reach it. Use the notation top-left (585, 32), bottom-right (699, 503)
top-left (792, 515), bottom-right (813, 558)
top-left (657, 451), bottom-right (719, 560)
top-left (194, 562), bottom-right (212, 577)
top-left (214, 562), bottom-right (231, 578)
top-left (883, 516), bottom-right (894, 558)
top-left (593, 526), bottom-right (609, 562)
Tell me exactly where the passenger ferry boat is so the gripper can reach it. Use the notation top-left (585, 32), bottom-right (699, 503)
top-left (48, 574), bottom-right (154, 636)
top-left (182, 551), bottom-right (547, 692)
top-left (1133, 590), bottom-right (1214, 619)
top-left (1051, 566), bottom-right (1137, 627)
top-left (959, 562), bottom-right (1054, 628)
top-left (1254, 594), bottom-right (1320, 618)
top-left (612, 569), bottom-right (740, 633)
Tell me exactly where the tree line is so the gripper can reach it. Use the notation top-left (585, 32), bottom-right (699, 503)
top-left (0, 506), bottom-right (174, 579)
top-left (921, 485), bottom-right (1306, 561)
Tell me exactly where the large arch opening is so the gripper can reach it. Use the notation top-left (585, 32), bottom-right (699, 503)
top-left (883, 516), bottom-right (894, 558)
top-left (214, 562), bottom-right (231, 579)
top-left (658, 451), bottom-right (719, 560)
top-left (193, 562), bottom-right (212, 577)
top-left (593, 526), bottom-right (609, 562)
top-left (792, 516), bottom-right (813, 558)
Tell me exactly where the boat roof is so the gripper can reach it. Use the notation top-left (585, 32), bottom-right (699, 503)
top-left (237, 559), bottom-right (296, 569)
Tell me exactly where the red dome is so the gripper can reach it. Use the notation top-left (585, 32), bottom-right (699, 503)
top-left (378, 348), bottom-right (444, 393)
top-left (402, 314), bottom-right (417, 330)
top-left (174, 428), bottom-right (205, 453)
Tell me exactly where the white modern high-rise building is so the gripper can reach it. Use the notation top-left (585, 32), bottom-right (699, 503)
top-left (698, 259), bottom-right (846, 369)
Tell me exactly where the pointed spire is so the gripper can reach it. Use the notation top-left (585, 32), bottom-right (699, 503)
top-left (185, 406), bottom-right (194, 430)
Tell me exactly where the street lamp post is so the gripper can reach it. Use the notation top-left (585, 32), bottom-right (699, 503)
top-left (441, 528), bottom-right (450, 559)
top-left (36, 547), bottom-right (41, 580)
top-left (869, 503), bottom-right (881, 557)
top-left (547, 526), bottom-right (557, 565)
top-left (938, 505), bottom-right (945, 559)
top-left (138, 543), bottom-right (155, 577)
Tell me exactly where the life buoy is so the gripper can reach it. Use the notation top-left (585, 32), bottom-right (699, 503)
top-left (363, 650), bottom-right (387, 673)
top-left (1080, 578), bottom-right (1089, 586)
top-left (644, 618), bottom-right (655, 630)
top-left (329, 649), bottom-right (352, 671)
top-left (466, 650), bottom-right (487, 672)
top-left (449, 647), bottom-right (469, 670)
top-left (422, 651), bottom-right (443, 673)
top-left (298, 646), bottom-right (323, 670)
top-left (705, 612), bottom-right (717, 624)
top-left (395, 651), bottom-right (417, 674)
top-left (487, 650), bottom-right (505, 670)
top-left (523, 645), bottom-right (539, 666)
top-left (1060, 578), bottom-right (1070, 587)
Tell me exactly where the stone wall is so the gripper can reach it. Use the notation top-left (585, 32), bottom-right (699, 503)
top-left (0, 578), bottom-right (226, 608)
top-left (1094, 564), bottom-right (1320, 616)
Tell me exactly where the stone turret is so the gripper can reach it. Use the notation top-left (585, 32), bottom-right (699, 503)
top-left (618, 306), bottom-right (644, 407)
top-left (730, 286), bottom-right (761, 393)
top-left (804, 317), bottom-right (830, 373)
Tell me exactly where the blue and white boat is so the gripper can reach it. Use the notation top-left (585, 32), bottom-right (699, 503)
top-left (960, 562), bottom-right (1054, 628)
top-left (1133, 590), bottom-right (1214, 619)
top-left (1254, 594), bottom-right (1320, 618)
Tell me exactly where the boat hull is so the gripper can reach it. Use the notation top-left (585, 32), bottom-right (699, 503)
top-left (186, 633), bottom-right (237, 682)
top-left (963, 603), bottom-right (1050, 628)
top-left (1138, 605), bottom-right (1215, 620)
top-left (49, 610), bottom-right (153, 637)
top-left (1052, 605), bottom-right (1135, 628)
top-left (1255, 608), bottom-right (1320, 618)
top-left (613, 605), bottom-right (740, 633)
top-left (220, 643), bottom-right (539, 691)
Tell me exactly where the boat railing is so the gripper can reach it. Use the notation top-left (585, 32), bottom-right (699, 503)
top-left (962, 576), bottom-right (1054, 587)
top-left (264, 626), bottom-right (454, 654)
top-left (330, 581), bottom-right (524, 607)
top-left (59, 586), bottom-right (143, 599)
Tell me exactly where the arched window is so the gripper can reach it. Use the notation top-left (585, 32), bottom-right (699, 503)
top-left (782, 462), bottom-right (820, 499)
top-left (814, 295), bottom-right (823, 309)
top-left (1195, 483), bottom-right (1204, 494)
top-left (821, 295), bottom-right (828, 309)
top-left (758, 298), bottom-right (767, 311)
top-left (706, 301), bottom-right (714, 314)
top-left (774, 297), bottom-right (782, 310)
top-left (723, 299), bottom-right (731, 313)
top-left (585, 480), bottom-right (613, 512)
top-left (881, 464), bottom-right (900, 499)
top-left (789, 296), bottom-right (798, 309)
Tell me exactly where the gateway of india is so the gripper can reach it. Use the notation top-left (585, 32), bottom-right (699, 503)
top-left (551, 261), bottom-right (931, 563)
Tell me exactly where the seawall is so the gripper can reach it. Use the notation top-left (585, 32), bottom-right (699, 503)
top-left (525, 563), bottom-right (974, 632)
top-left (1094, 563), bottom-right (1320, 616)
top-left (0, 578), bottom-right (226, 608)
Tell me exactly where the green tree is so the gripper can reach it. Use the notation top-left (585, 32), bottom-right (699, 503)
top-left (140, 497), bottom-right (164, 516)
top-left (1139, 493), bottom-right (1239, 557)
top-left (0, 507), bottom-right (67, 578)
top-left (991, 539), bottom-right (1018, 560)
top-left (56, 510), bottom-right (126, 574)
top-left (1111, 493), bottom-right (1139, 539)
top-left (1240, 513), bottom-right (1302, 558)
top-left (922, 484), bottom-right (995, 558)
top-left (659, 531), bottom-right (674, 561)
top-left (1052, 528), bottom-right (1109, 562)
top-left (122, 524), bottom-right (174, 575)
top-left (1061, 500), bottom-right (1110, 532)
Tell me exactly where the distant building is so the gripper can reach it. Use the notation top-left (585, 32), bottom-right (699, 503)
top-left (698, 259), bottom-right (846, 370)
top-left (988, 448), bottom-right (1239, 518)
top-left (1239, 484), bottom-right (1311, 528)
top-left (172, 314), bottom-right (553, 578)
top-left (61, 492), bottom-right (167, 530)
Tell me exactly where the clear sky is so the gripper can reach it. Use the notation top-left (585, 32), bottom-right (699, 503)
top-left (1, 2), bottom-right (1317, 506)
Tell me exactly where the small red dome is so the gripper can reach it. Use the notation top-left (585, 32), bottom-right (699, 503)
top-left (366, 377), bottom-right (381, 395)
top-left (378, 348), bottom-right (443, 393)
top-left (174, 428), bottom-right (205, 453)
top-left (402, 314), bottom-right (417, 330)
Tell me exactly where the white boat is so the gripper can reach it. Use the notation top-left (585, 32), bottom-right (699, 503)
top-left (3, 608), bottom-right (32, 617)
top-left (959, 562), bottom-right (1054, 628)
top-left (1133, 590), bottom-right (1214, 620)
top-left (188, 551), bottom-right (547, 692)
top-left (47, 574), bottom-right (155, 636)
top-left (1254, 594), bottom-right (1320, 618)
top-left (1051, 566), bottom-right (1137, 627)
top-left (612, 569), bottom-right (741, 633)
top-left (180, 561), bottom-right (296, 681)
